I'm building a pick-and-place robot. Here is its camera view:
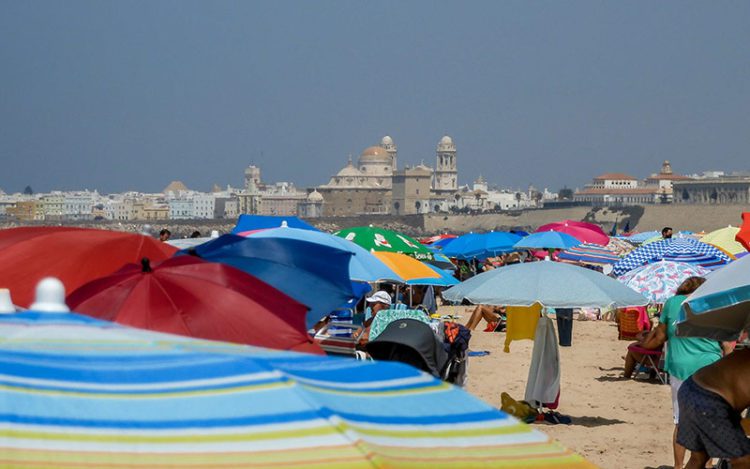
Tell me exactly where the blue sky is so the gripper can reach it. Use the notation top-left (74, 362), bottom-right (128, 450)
top-left (1, 1), bottom-right (748, 193)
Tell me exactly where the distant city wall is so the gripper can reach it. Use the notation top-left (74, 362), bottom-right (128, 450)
top-left (2, 204), bottom-right (747, 237)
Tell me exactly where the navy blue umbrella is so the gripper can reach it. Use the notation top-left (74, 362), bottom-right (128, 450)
top-left (179, 235), bottom-right (354, 327)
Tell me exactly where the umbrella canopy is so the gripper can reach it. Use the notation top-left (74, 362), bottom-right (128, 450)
top-left (606, 237), bottom-right (636, 256)
top-left (180, 234), bottom-right (355, 328)
top-left (426, 250), bottom-right (456, 270)
top-left (677, 254), bottom-right (750, 341)
top-left (0, 226), bottom-right (177, 308)
top-left (443, 261), bottom-right (648, 309)
top-left (558, 243), bottom-right (620, 265)
top-left (419, 234), bottom-right (457, 245)
top-left (612, 238), bottom-right (732, 276)
top-left (617, 261), bottom-right (711, 304)
top-left (406, 263), bottom-right (460, 287)
top-left (429, 236), bottom-right (458, 250)
top-left (246, 226), bottom-right (403, 283)
top-left (536, 221), bottom-right (609, 246)
top-left (232, 215), bottom-right (319, 235)
top-left (371, 251), bottom-right (441, 282)
top-left (514, 231), bottom-right (582, 251)
top-left (624, 231), bottom-right (660, 244)
top-left (442, 232), bottom-right (522, 259)
top-left (66, 256), bottom-right (321, 354)
top-left (0, 305), bottom-right (593, 467)
top-left (737, 212), bottom-right (750, 251)
top-left (335, 225), bottom-right (433, 261)
top-left (701, 226), bottom-right (747, 256)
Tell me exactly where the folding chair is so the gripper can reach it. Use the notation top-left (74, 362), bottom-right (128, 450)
top-left (627, 343), bottom-right (668, 384)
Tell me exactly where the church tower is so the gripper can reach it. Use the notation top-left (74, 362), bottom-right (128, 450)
top-left (380, 135), bottom-right (398, 171)
top-left (433, 135), bottom-right (457, 193)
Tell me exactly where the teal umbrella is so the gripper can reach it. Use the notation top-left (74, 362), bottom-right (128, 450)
top-left (443, 260), bottom-right (648, 308)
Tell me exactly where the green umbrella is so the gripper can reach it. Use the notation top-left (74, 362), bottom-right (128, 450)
top-left (334, 225), bottom-right (434, 261)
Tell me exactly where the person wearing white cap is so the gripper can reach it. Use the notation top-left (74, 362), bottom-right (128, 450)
top-left (359, 291), bottom-right (393, 347)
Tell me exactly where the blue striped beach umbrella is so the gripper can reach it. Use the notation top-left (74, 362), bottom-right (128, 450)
top-left (0, 309), bottom-right (594, 468)
top-left (612, 238), bottom-right (732, 277)
top-left (558, 243), bottom-right (620, 265)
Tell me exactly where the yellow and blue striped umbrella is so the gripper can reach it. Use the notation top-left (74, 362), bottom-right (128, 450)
top-left (0, 310), bottom-right (594, 468)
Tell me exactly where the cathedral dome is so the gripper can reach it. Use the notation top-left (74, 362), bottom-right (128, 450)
top-left (337, 162), bottom-right (364, 177)
top-left (307, 189), bottom-right (324, 202)
top-left (440, 135), bottom-right (453, 145)
top-left (359, 146), bottom-right (392, 165)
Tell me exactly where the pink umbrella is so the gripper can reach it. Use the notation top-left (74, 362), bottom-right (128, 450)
top-left (535, 221), bottom-right (609, 246)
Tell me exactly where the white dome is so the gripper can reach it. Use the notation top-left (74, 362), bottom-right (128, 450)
top-left (307, 190), bottom-right (324, 201)
top-left (381, 135), bottom-right (393, 145)
top-left (440, 135), bottom-right (453, 145)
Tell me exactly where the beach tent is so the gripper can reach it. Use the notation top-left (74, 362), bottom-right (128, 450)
top-left (232, 214), bottom-right (318, 235)
top-left (0, 280), bottom-right (594, 468)
top-left (0, 226), bottom-right (176, 308)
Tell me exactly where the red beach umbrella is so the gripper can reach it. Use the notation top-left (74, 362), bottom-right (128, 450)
top-left (737, 212), bottom-right (750, 252)
top-left (535, 221), bottom-right (609, 246)
top-left (67, 256), bottom-right (323, 354)
top-left (0, 227), bottom-right (177, 308)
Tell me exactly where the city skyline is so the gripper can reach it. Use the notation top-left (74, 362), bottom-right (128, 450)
top-left (2, 2), bottom-right (749, 194)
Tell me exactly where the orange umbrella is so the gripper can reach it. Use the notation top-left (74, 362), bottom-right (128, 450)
top-left (371, 251), bottom-right (440, 281)
top-left (737, 212), bottom-right (750, 252)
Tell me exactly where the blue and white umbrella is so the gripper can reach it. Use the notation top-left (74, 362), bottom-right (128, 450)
top-left (678, 254), bottom-right (750, 341)
top-left (443, 260), bottom-right (648, 309)
top-left (612, 238), bottom-right (732, 276)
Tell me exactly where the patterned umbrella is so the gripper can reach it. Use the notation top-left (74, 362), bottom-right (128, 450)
top-left (612, 238), bottom-right (732, 276)
top-left (558, 243), bottom-right (620, 265)
top-left (335, 225), bottom-right (433, 261)
top-left (617, 261), bottom-right (711, 304)
top-left (606, 237), bottom-right (636, 256)
top-left (0, 283), bottom-right (593, 468)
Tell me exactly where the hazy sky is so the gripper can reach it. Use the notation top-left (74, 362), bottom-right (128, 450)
top-left (1, 1), bottom-right (749, 194)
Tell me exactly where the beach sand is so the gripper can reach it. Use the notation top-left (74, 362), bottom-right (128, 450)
top-left (450, 306), bottom-right (673, 469)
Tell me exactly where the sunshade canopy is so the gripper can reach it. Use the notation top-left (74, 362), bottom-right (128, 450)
top-left (66, 256), bottom-right (320, 354)
top-left (232, 215), bottom-right (318, 235)
top-left (0, 226), bottom-right (176, 308)
top-left (617, 261), bottom-right (710, 304)
top-left (0, 307), bottom-right (594, 468)
top-left (443, 260), bottom-right (648, 309)
top-left (514, 231), bottom-right (582, 251)
top-left (335, 226), bottom-right (433, 261)
top-left (612, 238), bottom-right (732, 276)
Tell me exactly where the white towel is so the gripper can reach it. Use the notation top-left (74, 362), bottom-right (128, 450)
top-left (524, 316), bottom-right (561, 406)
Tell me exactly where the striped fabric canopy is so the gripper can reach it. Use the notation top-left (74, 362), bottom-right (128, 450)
top-left (612, 238), bottom-right (732, 276)
top-left (558, 243), bottom-right (620, 265)
top-left (0, 311), bottom-right (593, 468)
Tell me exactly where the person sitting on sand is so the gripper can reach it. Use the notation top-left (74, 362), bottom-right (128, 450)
top-left (679, 347), bottom-right (750, 468)
top-left (466, 304), bottom-right (506, 331)
top-left (357, 291), bottom-right (393, 347)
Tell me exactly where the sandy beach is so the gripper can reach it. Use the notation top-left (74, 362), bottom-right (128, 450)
top-left (453, 306), bottom-right (674, 469)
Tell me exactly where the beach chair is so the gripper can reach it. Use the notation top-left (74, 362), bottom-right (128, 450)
top-left (618, 308), bottom-right (648, 340)
top-left (627, 343), bottom-right (668, 384)
top-left (313, 322), bottom-right (364, 356)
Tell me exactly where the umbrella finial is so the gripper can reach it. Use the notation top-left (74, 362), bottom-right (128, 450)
top-left (0, 288), bottom-right (15, 314)
top-left (30, 278), bottom-right (69, 313)
top-left (210, 230), bottom-right (219, 238)
top-left (281, 221), bottom-right (289, 228)
top-left (141, 258), bottom-right (152, 273)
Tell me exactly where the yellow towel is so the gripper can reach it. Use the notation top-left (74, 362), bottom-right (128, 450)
top-left (504, 303), bottom-right (542, 353)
